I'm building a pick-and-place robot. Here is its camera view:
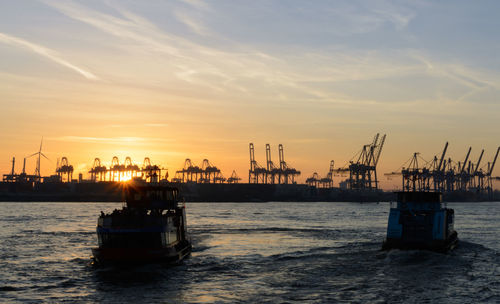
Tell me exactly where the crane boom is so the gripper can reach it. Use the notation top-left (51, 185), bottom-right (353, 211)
top-left (369, 133), bottom-right (380, 165)
top-left (474, 149), bottom-right (484, 174)
top-left (374, 134), bottom-right (386, 166)
top-left (437, 142), bottom-right (448, 172)
top-left (488, 146), bottom-right (500, 175)
top-left (460, 147), bottom-right (472, 173)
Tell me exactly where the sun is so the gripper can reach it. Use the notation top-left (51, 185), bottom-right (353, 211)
top-left (120, 175), bottom-right (133, 182)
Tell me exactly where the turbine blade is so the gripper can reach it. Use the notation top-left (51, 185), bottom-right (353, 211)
top-left (27, 152), bottom-right (38, 158)
top-left (41, 153), bottom-right (50, 161)
top-left (39, 137), bottom-right (44, 152)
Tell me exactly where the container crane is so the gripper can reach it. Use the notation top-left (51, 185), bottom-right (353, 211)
top-left (56, 157), bottom-right (73, 182)
top-left (277, 144), bottom-right (300, 184)
top-left (249, 143), bottom-right (266, 184)
top-left (227, 170), bottom-right (242, 184)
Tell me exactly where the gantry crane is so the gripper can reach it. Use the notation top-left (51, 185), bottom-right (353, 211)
top-left (89, 158), bottom-right (107, 182)
top-left (249, 143), bottom-right (267, 183)
top-left (336, 133), bottom-right (386, 190)
top-left (227, 170), bottom-right (242, 184)
top-left (277, 144), bottom-right (301, 184)
top-left (56, 157), bottom-right (73, 182)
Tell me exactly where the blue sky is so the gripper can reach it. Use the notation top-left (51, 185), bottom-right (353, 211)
top-left (0, 0), bottom-right (499, 186)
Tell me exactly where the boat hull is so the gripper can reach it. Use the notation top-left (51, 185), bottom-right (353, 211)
top-left (382, 230), bottom-right (458, 253)
top-left (92, 241), bottom-right (192, 264)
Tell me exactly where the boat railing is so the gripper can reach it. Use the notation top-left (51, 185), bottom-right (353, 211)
top-left (392, 201), bottom-right (447, 210)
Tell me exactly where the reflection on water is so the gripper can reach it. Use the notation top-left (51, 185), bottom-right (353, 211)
top-left (0, 202), bottom-right (499, 303)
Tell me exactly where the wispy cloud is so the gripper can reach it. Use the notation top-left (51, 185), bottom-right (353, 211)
top-left (407, 49), bottom-right (497, 104)
top-left (174, 10), bottom-right (211, 36)
top-left (38, 1), bottom-right (423, 101)
top-left (371, 1), bottom-right (416, 30)
top-left (38, 0), bottom-right (498, 108)
top-left (41, 0), bottom-right (186, 58)
top-left (179, 0), bottom-right (211, 11)
top-left (0, 32), bottom-right (98, 80)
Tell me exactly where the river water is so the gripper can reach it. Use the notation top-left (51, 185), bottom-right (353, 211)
top-left (1, 201), bottom-right (499, 303)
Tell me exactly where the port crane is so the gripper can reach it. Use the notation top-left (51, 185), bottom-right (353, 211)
top-left (319, 160), bottom-right (335, 188)
top-left (335, 133), bottom-right (386, 190)
top-left (200, 159), bottom-right (223, 183)
top-left (248, 143), bottom-right (300, 184)
top-left (485, 147), bottom-right (500, 196)
top-left (306, 160), bottom-right (335, 188)
top-left (277, 144), bottom-right (301, 184)
top-left (265, 144), bottom-right (281, 184)
top-left (175, 159), bottom-right (202, 183)
top-left (172, 158), bottom-right (224, 183)
top-left (56, 157), bottom-right (74, 182)
top-left (141, 157), bottom-right (161, 183)
top-left (89, 158), bottom-right (107, 182)
top-left (249, 143), bottom-right (267, 184)
top-left (386, 143), bottom-right (500, 195)
top-left (227, 170), bottom-right (242, 184)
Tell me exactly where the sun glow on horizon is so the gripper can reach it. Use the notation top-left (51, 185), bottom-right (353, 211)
top-left (119, 175), bottom-right (133, 182)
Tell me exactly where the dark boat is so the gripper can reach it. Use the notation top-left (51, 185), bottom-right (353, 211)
top-left (92, 180), bottom-right (192, 263)
top-left (382, 191), bottom-right (458, 252)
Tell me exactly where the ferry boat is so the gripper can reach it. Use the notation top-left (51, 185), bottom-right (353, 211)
top-left (92, 180), bottom-right (192, 263)
top-left (382, 191), bottom-right (458, 252)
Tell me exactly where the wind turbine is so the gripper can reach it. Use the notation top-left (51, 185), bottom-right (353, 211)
top-left (27, 137), bottom-right (49, 179)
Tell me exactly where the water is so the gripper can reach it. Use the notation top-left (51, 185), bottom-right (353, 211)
top-left (1, 202), bottom-right (500, 303)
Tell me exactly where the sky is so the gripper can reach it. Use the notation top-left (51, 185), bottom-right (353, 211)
top-left (0, 0), bottom-right (499, 189)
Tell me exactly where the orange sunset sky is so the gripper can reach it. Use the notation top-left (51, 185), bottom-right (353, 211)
top-left (1, 1), bottom-right (499, 189)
